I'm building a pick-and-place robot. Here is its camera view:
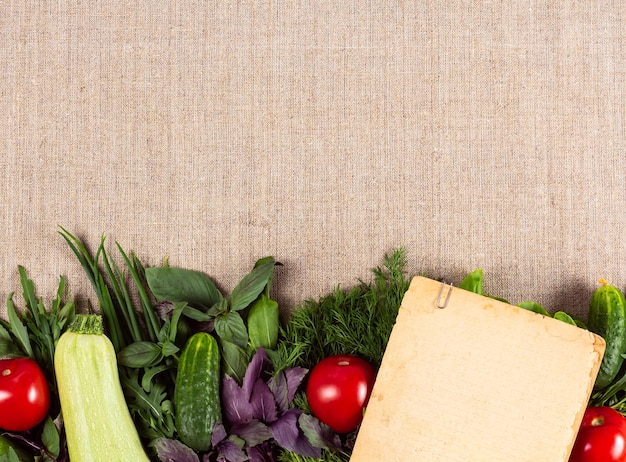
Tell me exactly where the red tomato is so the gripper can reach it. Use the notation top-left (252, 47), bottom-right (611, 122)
top-left (0, 357), bottom-right (50, 431)
top-left (306, 355), bottom-right (376, 433)
top-left (570, 406), bottom-right (626, 462)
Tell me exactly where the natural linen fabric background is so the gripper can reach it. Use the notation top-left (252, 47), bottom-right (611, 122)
top-left (1, 2), bottom-right (625, 319)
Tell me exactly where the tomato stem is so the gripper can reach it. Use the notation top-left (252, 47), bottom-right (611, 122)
top-left (1, 369), bottom-right (9, 376)
top-left (591, 416), bottom-right (606, 426)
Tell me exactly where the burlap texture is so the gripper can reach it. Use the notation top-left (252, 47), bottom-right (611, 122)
top-left (1, 2), bottom-right (625, 319)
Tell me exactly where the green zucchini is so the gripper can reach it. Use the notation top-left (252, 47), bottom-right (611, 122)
top-left (587, 279), bottom-right (626, 390)
top-left (175, 332), bottom-right (222, 452)
top-left (54, 315), bottom-right (149, 462)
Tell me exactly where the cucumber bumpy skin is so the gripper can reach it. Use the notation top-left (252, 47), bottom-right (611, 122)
top-left (588, 280), bottom-right (626, 390)
top-left (175, 332), bottom-right (222, 452)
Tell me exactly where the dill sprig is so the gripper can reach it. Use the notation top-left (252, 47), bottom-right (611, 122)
top-left (274, 247), bottom-right (411, 372)
top-left (273, 248), bottom-right (411, 462)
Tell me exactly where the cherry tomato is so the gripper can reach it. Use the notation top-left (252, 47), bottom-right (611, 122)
top-left (570, 406), bottom-right (626, 462)
top-left (306, 354), bottom-right (376, 433)
top-left (0, 357), bottom-right (50, 431)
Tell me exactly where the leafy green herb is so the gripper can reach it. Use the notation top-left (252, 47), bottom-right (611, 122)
top-left (459, 268), bottom-right (483, 294)
top-left (59, 228), bottom-right (285, 460)
top-left (274, 248), bottom-right (410, 372)
top-left (271, 249), bottom-right (410, 462)
top-left (248, 294), bottom-right (280, 350)
top-left (0, 265), bottom-right (74, 462)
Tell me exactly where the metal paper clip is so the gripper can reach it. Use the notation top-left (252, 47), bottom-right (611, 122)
top-left (435, 281), bottom-right (453, 309)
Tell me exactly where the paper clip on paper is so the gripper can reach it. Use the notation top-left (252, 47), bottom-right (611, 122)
top-left (435, 281), bottom-right (453, 309)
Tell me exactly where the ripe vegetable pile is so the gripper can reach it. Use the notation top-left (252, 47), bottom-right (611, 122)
top-left (2, 228), bottom-right (626, 461)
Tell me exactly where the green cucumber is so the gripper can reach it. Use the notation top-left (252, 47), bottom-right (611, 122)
top-left (588, 279), bottom-right (626, 390)
top-left (175, 332), bottom-right (222, 452)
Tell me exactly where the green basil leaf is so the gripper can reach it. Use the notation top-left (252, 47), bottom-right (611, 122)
top-left (181, 305), bottom-right (214, 322)
top-left (553, 311), bottom-right (577, 326)
top-left (161, 340), bottom-right (180, 357)
top-left (214, 312), bottom-right (248, 349)
top-left (168, 302), bottom-right (187, 343)
top-left (118, 341), bottom-right (163, 368)
top-left (229, 259), bottom-right (276, 312)
top-left (247, 294), bottom-right (279, 350)
top-left (146, 267), bottom-right (222, 310)
top-left (41, 416), bottom-right (60, 458)
top-left (517, 301), bottom-right (551, 317)
top-left (254, 257), bottom-right (280, 296)
top-left (459, 269), bottom-right (483, 295)
top-left (6, 448), bottom-right (21, 462)
top-left (220, 339), bottom-right (249, 383)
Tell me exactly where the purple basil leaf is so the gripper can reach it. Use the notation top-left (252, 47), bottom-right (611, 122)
top-left (270, 409), bottom-right (321, 458)
top-left (212, 422), bottom-right (228, 446)
top-left (222, 375), bottom-right (255, 425)
top-left (153, 438), bottom-right (200, 462)
top-left (267, 367), bottom-right (307, 413)
top-left (250, 378), bottom-right (278, 423)
top-left (247, 444), bottom-right (274, 462)
top-left (216, 438), bottom-right (248, 462)
top-left (242, 348), bottom-right (270, 399)
top-left (283, 367), bottom-right (308, 403)
top-left (267, 371), bottom-right (288, 412)
top-left (298, 412), bottom-right (342, 450)
top-left (230, 419), bottom-right (273, 447)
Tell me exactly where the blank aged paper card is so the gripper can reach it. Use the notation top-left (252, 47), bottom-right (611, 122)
top-left (351, 276), bottom-right (605, 462)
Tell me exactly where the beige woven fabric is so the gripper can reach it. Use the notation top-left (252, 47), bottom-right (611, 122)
top-left (1, 2), bottom-right (625, 319)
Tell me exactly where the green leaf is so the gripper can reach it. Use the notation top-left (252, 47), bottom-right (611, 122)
top-left (459, 269), bottom-right (483, 295)
top-left (0, 322), bottom-right (11, 341)
top-left (6, 448), bottom-right (20, 462)
top-left (146, 267), bottom-right (222, 310)
top-left (168, 302), bottom-right (187, 343)
top-left (220, 339), bottom-right (250, 382)
top-left (181, 305), bottom-right (214, 322)
top-left (5, 294), bottom-right (33, 358)
top-left (214, 311), bottom-right (248, 349)
top-left (160, 340), bottom-right (180, 357)
top-left (517, 301), bottom-right (551, 317)
top-left (18, 266), bottom-right (42, 326)
top-left (229, 259), bottom-right (276, 312)
top-left (141, 364), bottom-right (173, 393)
top-left (553, 311), bottom-right (577, 326)
top-left (118, 341), bottom-right (163, 368)
top-left (0, 338), bottom-right (21, 357)
top-left (41, 416), bottom-right (60, 458)
top-left (247, 294), bottom-right (279, 350)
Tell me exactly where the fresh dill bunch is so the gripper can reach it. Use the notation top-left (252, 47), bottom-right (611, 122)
top-left (277, 448), bottom-right (350, 462)
top-left (274, 247), bottom-right (411, 372)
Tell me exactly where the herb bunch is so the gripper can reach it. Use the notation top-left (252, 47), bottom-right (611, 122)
top-left (58, 228), bottom-right (331, 462)
top-left (274, 247), bottom-right (410, 373)
top-left (0, 266), bottom-right (75, 461)
top-left (273, 248), bottom-right (411, 462)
